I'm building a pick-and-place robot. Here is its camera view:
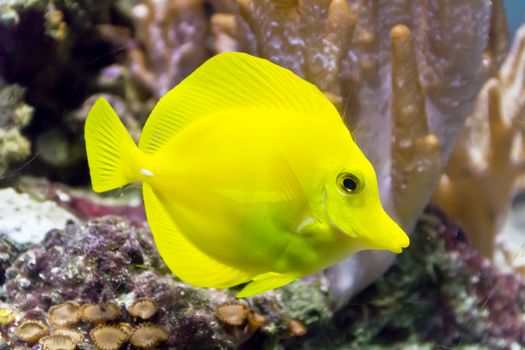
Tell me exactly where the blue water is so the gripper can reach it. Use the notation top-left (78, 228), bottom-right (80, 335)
top-left (505, 0), bottom-right (525, 37)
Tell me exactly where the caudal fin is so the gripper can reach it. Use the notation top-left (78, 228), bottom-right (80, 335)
top-left (84, 97), bottom-right (142, 192)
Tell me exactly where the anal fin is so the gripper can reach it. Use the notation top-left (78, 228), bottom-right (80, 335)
top-left (236, 272), bottom-right (299, 298)
top-left (143, 184), bottom-right (253, 289)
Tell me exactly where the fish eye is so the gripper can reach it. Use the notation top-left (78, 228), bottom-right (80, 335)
top-left (337, 172), bottom-right (363, 194)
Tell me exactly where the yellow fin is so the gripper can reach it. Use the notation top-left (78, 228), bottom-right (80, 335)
top-left (84, 98), bottom-right (141, 192)
top-left (270, 157), bottom-right (310, 215)
top-left (138, 52), bottom-right (339, 153)
top-left (236, 272), bottom-right (299, 298)
top-left (142, 183), bottom-right (253, 289)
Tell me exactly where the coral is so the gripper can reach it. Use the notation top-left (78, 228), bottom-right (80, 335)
top-left (79, 303), bottom-right (121, 323)
top-left (49, 328), bottom-right (84, 345)
top-left (433, 24), bottom-right (525, 259)
top-left (128, 297), bottom-right (157, 320)
top-left (0, 234), bottom-right (25, 286)
top-left (0, 187), bottom-right (78, 244)
top-left (129, 323), bottom-right (168, 349)
top-left (277, 207), bottom-right (525, 349)
top-left (0, 81), bottom-right (33, 176)
top-left (215, 303), bottom-right (249, 326)
top-left (47, 301), bottom-right (80, 327)
top-left (211, 0), bottom-right (510, 306)
top-left (214, 302), bottom-right (269, 344)
top-left (15, 320), bottom-right (48, 344)
top-left (38, 334), bottom-right (76, 350)
top-left (0, 0), bottom-right (122, 182)
top-left (14, 176), bottom-right (146, 225)
top-left (4, 209), bottom-right (525, 348)
top-left (90, 325), bottom-right (128, 350)
top-left (100, 0), bottom-right (208, 100)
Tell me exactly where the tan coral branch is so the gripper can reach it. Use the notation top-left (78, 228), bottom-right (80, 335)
top-left (390, 24), bottom-right (443, 226)
top-left (433, 25), bottom-right (525, 260)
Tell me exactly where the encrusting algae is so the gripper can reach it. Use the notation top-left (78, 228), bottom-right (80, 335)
top-left (85, 52), bottom-right (409, 298)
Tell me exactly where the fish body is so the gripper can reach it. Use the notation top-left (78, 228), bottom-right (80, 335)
top-left (85, 52), bottom-right (409, 297)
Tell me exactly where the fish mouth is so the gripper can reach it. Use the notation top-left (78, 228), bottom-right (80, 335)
top-left (322, 189), bottom-right (409, 253)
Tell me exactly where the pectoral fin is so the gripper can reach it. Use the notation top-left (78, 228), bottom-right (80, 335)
top-left (236, 272), bottom-right (299, 298)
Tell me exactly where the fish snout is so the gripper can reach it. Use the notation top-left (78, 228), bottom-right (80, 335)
top-left (362, 210), bottom-right (410, 254)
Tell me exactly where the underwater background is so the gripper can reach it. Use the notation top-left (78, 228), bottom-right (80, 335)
top-left (2, 0), bottom-right (525, 349)
top-left (505, 0), bottom-right (525, 37)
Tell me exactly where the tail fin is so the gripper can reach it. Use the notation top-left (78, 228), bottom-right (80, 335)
top-left (84, 97), bottom-right (142, 192)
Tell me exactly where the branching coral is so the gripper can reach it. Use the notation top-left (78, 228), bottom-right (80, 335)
top-left (100, 0), bottom-right (208, 100)
top-left (211, 0), bottom-right (509, 306)
top-left (433, 24), bottom-right (525, 260)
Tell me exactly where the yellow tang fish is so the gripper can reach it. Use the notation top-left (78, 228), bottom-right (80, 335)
top-left (85, 52), bottom-right (409, 298)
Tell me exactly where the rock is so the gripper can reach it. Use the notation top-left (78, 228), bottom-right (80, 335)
top-left (0, 188), bottom-right (77, 244)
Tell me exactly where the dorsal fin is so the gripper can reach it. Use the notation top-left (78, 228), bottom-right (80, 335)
top-left (138, 52), bottom-right (340, 153)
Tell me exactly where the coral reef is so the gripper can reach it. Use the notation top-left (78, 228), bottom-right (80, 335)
top-left (128, 297), bottom-right (157, 320)
top-left (210, 0), bottom-right (510, 307)
top-left (1, 210), bottom-right (524, 348)
top-left (0, 81), bottom-right (33, 177)
top-left (1, 1), bottom-right (524, 348)
top-left (105, 0), bottom-right (208, 100)
top-left (14, 176), bottom-right (146, 225)
top-left (47, 301), bottom-right (80, 327)
top-left (0, 0), bottom-right (121, 182)
top-left (0, 217), bottom-right (260, 348)
top-left (275, 207), bottom-right (525, 350)
top-left (433, 23), bottom-right (525, 260)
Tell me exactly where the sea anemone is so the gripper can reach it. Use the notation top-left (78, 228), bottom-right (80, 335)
top-left (38, 335), bottom-right (76, 350)
top-left (129, 323), bottom-right (168, 349)
top-left (79, 303), bottom-right (121, 323)
top-left (15, 320), bottom-right (49, 344)
top-left (128, 298), bottom-right (157, 320)
top-left (90, 325), bottom-right (128, 350)
top-left (50, 328), bottom-right (84, 345)
top-left (214, 303), bottom-right (249, 326)
top-left (215, 303), bottom-right (268, 343)
top-left (47, 301), bottom-right (80, 327)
